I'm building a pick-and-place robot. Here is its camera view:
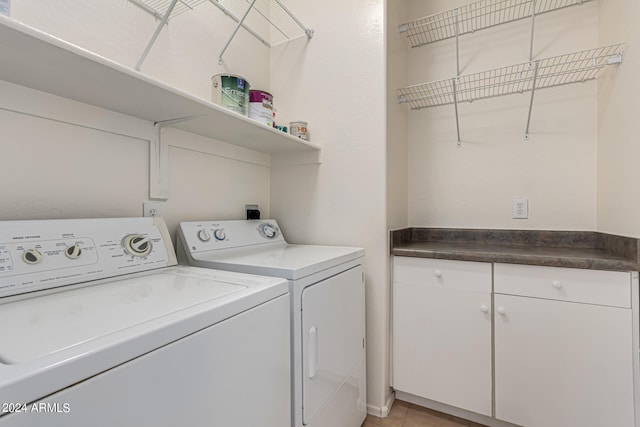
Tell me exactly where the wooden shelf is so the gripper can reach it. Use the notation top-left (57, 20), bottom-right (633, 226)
top-left (0, 15), bottom-right (320, 155)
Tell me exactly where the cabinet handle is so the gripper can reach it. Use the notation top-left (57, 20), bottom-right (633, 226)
top-left (434, 270), bottom-right (442, 278)
top-left (480, 304), bottom-right (489, 313)
top-left (552, 280), bottom-right (563, 289)
top-left (497, 306), bottom-right (506, 315)
top-left (308, 326), bottom-right (318, 379)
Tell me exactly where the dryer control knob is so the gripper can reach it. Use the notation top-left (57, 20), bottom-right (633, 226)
top-left (213, 229), bottom-right (226, 241)
top-left (259, 223), bottom-right (278, 239)
top-left (65, 244), bottom-right (82, 259)
top-left (124, 234), bottom-right (152, 257)
top-left (197, 229), bottom-right (211, 242)
top-left (23, 249), bottom-right (43, 265)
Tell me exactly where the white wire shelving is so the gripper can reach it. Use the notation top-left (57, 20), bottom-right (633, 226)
top-left (129, 0), bottom-right (313, 70)
top-left (396, 0), bottom-right (623, 143)
top-left (397, 44), bottom-right (624, 142)
top-left (400, 0), bottom-right (592, 77)
top-left (129, 0), bottom-right (208, 19)
top-left (400, 0), bottom-right (590, 49)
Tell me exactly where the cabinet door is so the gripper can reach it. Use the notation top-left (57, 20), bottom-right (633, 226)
top-left (392, 258), bottom-right (492, 416)
top-left (301, 265), bottom-right (365, 425)
top-left (494, 294), bottom-right (635, 427)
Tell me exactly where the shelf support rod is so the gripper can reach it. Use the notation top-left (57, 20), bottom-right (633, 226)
top-left (218, 0), bottom-right (258, 65)
top-left (136, 0), bottom-right (179, 71)
top-left (452, 78), bottom-right (461, 146)
top-left (210, 1), bottom-right (269, 47)
top-left (128, 0), bottom-right (163, 20)
top-left (524, 61), bottom-right (539, 140)
top-left (274, 0), bottom-right (315, 39)
top-left (455, 8), bottom-right (461, 76)
top-left (528, 0), bottom-right (537, 61)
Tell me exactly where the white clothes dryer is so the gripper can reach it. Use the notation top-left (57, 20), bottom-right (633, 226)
top-left (177, 219), bottom-right (367, 427)
top-left (0, 217), bottom-right (290, 427)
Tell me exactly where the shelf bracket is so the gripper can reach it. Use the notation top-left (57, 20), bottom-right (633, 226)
top-left (136, 0), bottom-right (179, 71)
top-left (608, 53), bottom-right (623, 64)
top-left (524, 61), bottom-right (539, 141)
top-left (452, 78), bottom-right (461, 146)
top-left (218, 0), bottom-right (258, 65)
top-left (149, 115), bottom-right (197, 200)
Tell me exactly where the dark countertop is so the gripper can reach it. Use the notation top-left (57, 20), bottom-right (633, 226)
top-left (390, 228), bottom-right (640, 272)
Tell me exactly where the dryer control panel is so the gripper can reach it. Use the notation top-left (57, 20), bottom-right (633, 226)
top-left (178, 219), bottom-right (285, 254)
top-left (0, 217), bottom-right (176, 299)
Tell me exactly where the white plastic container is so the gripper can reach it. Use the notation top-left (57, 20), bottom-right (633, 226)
top-left (289, 121), bottom-right (309, 140)
top-left (248, 90), bottom-right (274, 127)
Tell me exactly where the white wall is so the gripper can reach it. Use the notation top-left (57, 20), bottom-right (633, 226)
top-left (11, 0), bottom-right (271, 97)
top-left (0, 80), bottom-right (270, 241)
top-left (4, 0), bottom-right (392, 415)
top-left (387, 1), bottom-right (409, 231)
top-left (405, 0), bottom-right (599, 230)
top-left (268, 0), bottom-right (391, 415)
top-left (386, 0), bottom-right (408, 412)
top-left (597, 0), bottom-right (640, 238)
top-left (4, 0), bottom-right (273, 243)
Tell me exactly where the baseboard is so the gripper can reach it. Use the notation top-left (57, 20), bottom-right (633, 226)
top-left (366, 391), bottom-right (395, 418)
top-left (395, 391), bottom-right (520, 427)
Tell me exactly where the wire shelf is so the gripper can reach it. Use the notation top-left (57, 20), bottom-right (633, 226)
top-left (130, 0), bottom-right (313, 46)
top-left (399, 0), bottom-right (591, 48)
top-left (211, 0), bottom-right (314, 47)
top-left (397, 44), bottom-right (623, 110)
top-left (130, 0), bottom-right (312, 68)
top-left (128, 0), bottom-right (207, 20)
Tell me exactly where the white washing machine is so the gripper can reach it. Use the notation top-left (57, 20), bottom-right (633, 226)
top-left (177, 219), bottom-right (367, 427)
top-left (0, 217), bottom-right (290, 427)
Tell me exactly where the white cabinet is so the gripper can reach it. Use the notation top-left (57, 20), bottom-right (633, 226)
top-left (392, 258), bottom-right (639, 427)
top-left (494, 263), bottom-right (636, 427)
top-left (392, 257), bottom-right (493, 416)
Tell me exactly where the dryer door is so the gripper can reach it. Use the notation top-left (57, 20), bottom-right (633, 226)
top-left (301, 265), bottom-right (365, 425)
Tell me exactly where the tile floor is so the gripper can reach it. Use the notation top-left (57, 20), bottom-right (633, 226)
top-left (363, 400), bottom-right (489, 427)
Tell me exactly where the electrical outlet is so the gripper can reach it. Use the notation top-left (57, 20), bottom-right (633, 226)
top-left (245, 204), bottom-right (260, 220)
top-left (143, 201), bottom-right (166, 217)
top-left (512, 198), bottom-right (528, 219)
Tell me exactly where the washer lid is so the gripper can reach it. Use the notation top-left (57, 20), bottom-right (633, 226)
top-left (191, 244), bottom-right (364, 280)
top-left (0, 266), bottom-right (281, 364)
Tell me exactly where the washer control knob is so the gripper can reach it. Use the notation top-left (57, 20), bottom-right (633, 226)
top-left (213, 228), bottom-right (226, 241)
top-left (197, 229), bottom-right (211, 242)
top-left (23, 249), bottom-right (43, 265)
top-left (259, 223), bottom-right (278, 239)
top-left (65, 244), bottom-right (82, 259)
top-left (124, 234), bottom-right (152, 257)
